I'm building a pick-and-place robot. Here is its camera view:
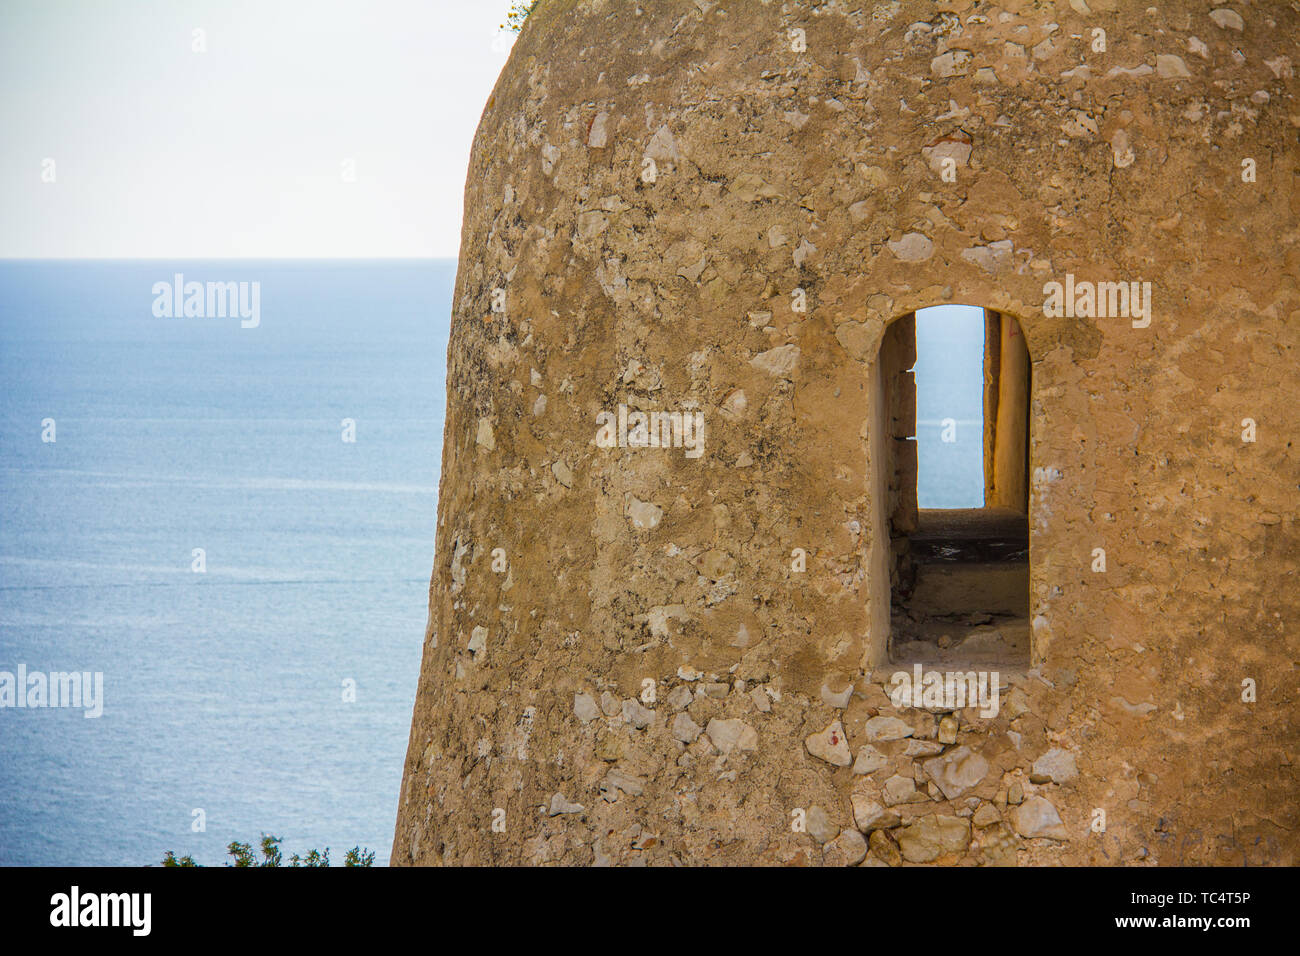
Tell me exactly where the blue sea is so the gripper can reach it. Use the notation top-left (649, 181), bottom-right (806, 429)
top-left (915, 304), bottom-right (986, 510)
top-left (0, 260), bottom-right (451, 866)
top-left (0, 263), bottom-right (981, 866)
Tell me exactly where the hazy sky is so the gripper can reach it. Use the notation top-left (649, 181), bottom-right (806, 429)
top-left (0, 0), bottom-right (519, 258)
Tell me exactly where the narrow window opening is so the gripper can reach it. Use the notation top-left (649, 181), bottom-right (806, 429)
top-left (877, 307), bottom-right (1031, 667)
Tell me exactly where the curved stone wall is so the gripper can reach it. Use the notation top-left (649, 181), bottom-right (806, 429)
top-left (394, 0), bottom-right (1299, 866)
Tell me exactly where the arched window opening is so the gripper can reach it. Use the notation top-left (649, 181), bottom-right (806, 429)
top-left (871, 306), bottom-right (1031, 667)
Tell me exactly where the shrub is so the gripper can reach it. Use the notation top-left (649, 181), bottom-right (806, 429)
top-left (502, 1), bottom-right (540, 34)
top-left (160, 835), bottom-right (375, 867)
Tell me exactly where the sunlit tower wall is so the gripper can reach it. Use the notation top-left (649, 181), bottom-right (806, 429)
top-left (394, 0), bottom-right (1299, 867)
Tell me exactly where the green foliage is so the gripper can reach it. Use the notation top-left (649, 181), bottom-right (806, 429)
top-left (160, 834), bottom-right (375, 867)
top-left (343, 846), bottom-right (376, 866)
top-left (502, 1), bottom-right (540, 33)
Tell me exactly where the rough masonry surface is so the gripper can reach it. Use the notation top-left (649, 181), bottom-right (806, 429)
top-left (394, 0), bottom-right (1299, 866)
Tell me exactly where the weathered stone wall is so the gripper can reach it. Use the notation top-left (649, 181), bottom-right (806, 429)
top-left (394, 0), bottom-right (1300, 866)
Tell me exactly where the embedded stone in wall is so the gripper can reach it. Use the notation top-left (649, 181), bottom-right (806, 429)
top-left (923, 746), bottom-right (991, 800)
top-left (852, 791), bottom-right (901, 833)
top-left (706, 718), bottom-right (757, 756)
top-left (1030, 748), bottom-right (1078, 785)
top-left (806, 720), bottom-right (852, 766)
top-left (1013, 797), bottom-right (1069, 841)
top-left (824, 829), bottom-right (868, 867)
top-left (898, 815), bottom-right (972, 863)
top-left (806, 806), bottom-right (839, 845)
top-left (863, 716), bottom-right (913, 741)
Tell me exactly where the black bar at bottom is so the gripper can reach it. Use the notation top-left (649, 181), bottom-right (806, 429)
top-left (2, 865), bottom-right (1295, 942)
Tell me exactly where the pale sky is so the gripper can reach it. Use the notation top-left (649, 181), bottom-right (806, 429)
top-left (0, 0), bottom-right (519, 258)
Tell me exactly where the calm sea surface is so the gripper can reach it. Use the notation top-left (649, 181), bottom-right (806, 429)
top-left (0, 260), bottom-right (449, 865)
top-left (0, 262), bottom-right (979, 865)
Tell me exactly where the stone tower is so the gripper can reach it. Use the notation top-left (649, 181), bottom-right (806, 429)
top-left (394, 0), bottom-right (1299, 866)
